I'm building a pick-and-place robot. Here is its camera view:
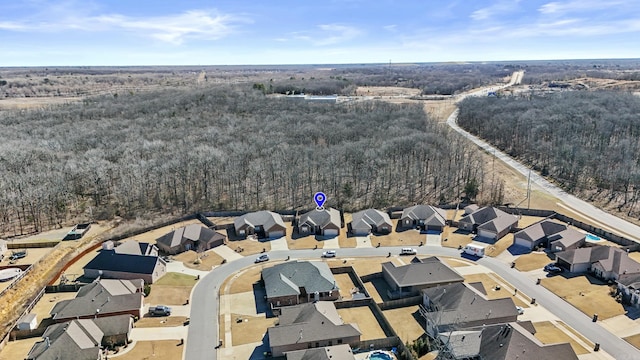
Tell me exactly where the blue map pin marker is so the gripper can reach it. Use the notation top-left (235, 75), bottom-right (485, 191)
top-left (314, 192), bottom-right (326, 210)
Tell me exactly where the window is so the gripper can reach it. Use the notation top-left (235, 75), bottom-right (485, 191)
top-left (338, 339), bottom-right (343, 344)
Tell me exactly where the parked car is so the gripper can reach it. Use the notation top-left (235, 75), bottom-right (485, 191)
top-left (516, 306), bottom-right (524, 315)
top-left (9, 251), bottom-right (27, 261)
top-left (322, 250), bottom-right (336, 258)
top-left (544, 264), bottom-right (563, 273)
top-left (255, 254), bottom-right (270, 263)
top-left (400, 248), bottom-right (417, 255)
top-left (149, 305), bottom-right (172, 316)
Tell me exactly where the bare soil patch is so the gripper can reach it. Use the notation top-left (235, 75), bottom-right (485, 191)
top-left (231, 313), bottom-right (276, 346)
top-left (515, 252), bottom-right (554, 272)
top-left (145, 285), bottom-right (192, 306)
top-left (0, 97), bottom-right (81, 110)
top-left (337, 306), bottom-right (386, 340)
top-left (135, 316), bottom-right (188, 328)
top-left (172, 250), bottom-right (225, 271)
top-left (532, 321), bottom-right (589, 355)
top-left (540, 275), bottom-right (624, 320)
top-left (383, 305), bottom-right (425, 343)
top-left (112, 340), bottom-right (184, 360)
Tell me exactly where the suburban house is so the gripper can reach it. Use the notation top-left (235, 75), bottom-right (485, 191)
top-left (382, 257), bottom-right (464, 299)
top-left (112, 240), bottom-right (159, 256)
top-left (349, 209), bottom-right (393, 236)
top-left (155, 224), bottom-right (226, 254)
top-left (50, 279), bottom-right (144, 322)
top-left (234, 211), bottom-right (287, 239)
top-left (458, 207), bottom-right (518, 241)
top-left (513, 220), bottom-right (586, 252)
top-left (285, 344), bottom-right (355, 360)
top-left (421, 282), bottom-right (519, 337)
top-left (555, 245), bottom-right (640, 280)
top-left (26, 315), bottom-right (133, 360)
top-left (297, 208), bottom-right (341, 236)
top-left (83, 247), bottom-right (166, 284)
top-left (617, 273), bottom-right (640, 307)
top-left (399, 205), bottom-right (447, 231)
top-left (262, 261), bottom-right (339, 309)
top-left (267, 301), bottom-right (361, 357)
top-left (463, 204), bottom-right (479, 215)
top-left (436, 321), bottom-right (578, 360)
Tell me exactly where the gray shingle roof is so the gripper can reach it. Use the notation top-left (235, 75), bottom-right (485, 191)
top-left (51, 279), bottom-right (143, 321)
top-left (401, 205), bottom-right (447, 227)
top-left (515, 220), bottom-right (567, 242)
top-left (27, 320), bottom-right (102, 360)
top-left (263, 261), bottom-right (338, 299)
top-left (382, 256), bottom-right (463, 288)
top-left (299, 208), bottom-right (341, 230)
top-left (555, 245), bottom-right (631, 269)
top-left (155, 224), bottom-right (225, 249)
top-left (84, 250), bottom-right (163, 276)
top-left (285, 344), bottom-right (356, 360)
top-left (350, 209), bottom-right (392, 232)
top-left (548, 228), bottom-right (585, 248)
top-left (422, 282), bottom-right (519, 328)
top-left (460, 207), bottom-right (517, 234)
top-left (268, 302), bottom-right (361, 348)
top-left (234, 211), bottom-right (286, 233)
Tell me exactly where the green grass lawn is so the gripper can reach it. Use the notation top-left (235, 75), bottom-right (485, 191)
top-left (154, 272), bottom-right (199, 286)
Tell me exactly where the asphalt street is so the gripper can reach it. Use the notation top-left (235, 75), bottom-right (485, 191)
top-left (184, 246), bottom-right (640, 360)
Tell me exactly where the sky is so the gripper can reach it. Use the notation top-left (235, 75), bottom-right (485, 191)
top-left (1, 0), bottom-right (640, 66)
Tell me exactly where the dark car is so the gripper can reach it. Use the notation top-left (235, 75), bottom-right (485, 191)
top-left (544, 264), bottom-right (563, 273)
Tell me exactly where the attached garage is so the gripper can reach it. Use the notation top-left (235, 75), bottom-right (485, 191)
top-left (477, 229), bottom-right (497, 240)
top-left (323, 229), bottom-right (339, 237)
top-left (268, 230), bottom-right (285, 239)
top-left (513, 236), bottom-right (534, 249)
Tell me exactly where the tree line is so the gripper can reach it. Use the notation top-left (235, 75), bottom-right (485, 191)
top-left (0, 84), bottom-right (484, 236)
top-left (457, 91), bottom-right (640, 217)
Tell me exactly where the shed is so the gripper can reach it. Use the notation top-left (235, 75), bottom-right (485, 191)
top-left (17, 313), bottom-right (38, 331)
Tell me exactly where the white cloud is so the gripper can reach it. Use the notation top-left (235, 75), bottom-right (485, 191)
top-left (383, 24), bottom-right (398, 32)
top-left (539, 0), bottom-right (626, 15)
top-left (471, 0), bottom-right (521, 21)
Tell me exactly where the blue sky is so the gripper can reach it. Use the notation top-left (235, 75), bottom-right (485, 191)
top-left (1, 0), bottom-right (639, 66)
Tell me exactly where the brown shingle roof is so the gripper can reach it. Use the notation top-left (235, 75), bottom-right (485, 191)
top-left (382, 256), bottom-right (463, 288)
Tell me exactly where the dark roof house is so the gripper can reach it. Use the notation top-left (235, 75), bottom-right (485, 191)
top-left (50, 279), bottom-right (144, 322)
top-left (83, 249), bottom-right (166, 284)
top-left (298, 208), bottom-right (341, 236)
top-left (268, 301), bottom-right (361, 357)
top-left (155, 224), bottom-right (226, 254)
top-left (262, 261), bottom-right (339, 308)
top-left (234, 211), bottom-right (287, 239)
top-left (382, 257), bottom-right (464, 298)
top-left (458, 207), bottom-right (518, 241)
top-left (349, 209), bottom-right (393, 236)
top-left (399, 205), bottom-right (447, 231)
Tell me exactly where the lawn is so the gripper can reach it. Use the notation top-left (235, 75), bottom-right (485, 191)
top-left (383, 305), bottom-right (425, 343)
top-left (327, 257), bottom-right (404, 277)
top-left (441, 229), bottom-right (473, 249)
top-left (226, 236), bottom-right (272, 255)
top-left (0, 338), bottom-right (39, 360)
top-left (172, 250), bottom-right (225, 271)
top-left (485, 234), bottom-right (514, 257)
top-left (135, 316), bottom-right (189, 328)
top-left (333, 273), bottom-right (359, 300)
top-left (441, 257), bottom-right (471, 267)
top-left (463, 273), bottom-right (530, 308)
top-left (540, 275), bottom-right (624, 320)
top-left (26, 292), bottom-right (77, 327)
top-left (514, 252), bottom-right (555, 272)
top-left (624, 333), bottom-right (640, 350)
top-left (532, 321), bottom-right (590, 355)
top-left (111, 340), bottom-right (184, 360)
top-left (145, 285), bottom-right (192, 306)
top-left (337, 306), bottom-right (386, 340)
top-left (225, 266), bottom-right (263, 295)
top-left (230, 313), bottom-right (277, 346)
top-left (517, 216), bottom-right (546, 228)
top-left (155, 272), bottom-right (200, 286)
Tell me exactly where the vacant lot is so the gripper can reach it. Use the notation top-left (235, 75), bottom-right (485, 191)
top-left (533, 321), bottom-right (589, 355)
top-left (146, 273), bottom-right (196, 306)
top-left (2, 247), bottom-right (53, 266)
top-left (337, 306), bottom-right (386, 340)
top-left (172, 250), bottom-right (225, 271)
top-left (112, 340), bottom-right (184, 360)
top-left (135, 316), bottom-right (188, 328)
top-left (541, 275), bottom-right (624, 319)
top-left (383, 305), bottom-right (425, 343)
top-left (515, 252), bottom-right (554, 272)
top-left (155, 272), bottom-right (199, 286)
top-left (231, 313), bottom-right (276, 346)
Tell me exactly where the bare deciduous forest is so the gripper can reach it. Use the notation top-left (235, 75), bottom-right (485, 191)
top-left (458, 91), bottom-right (640, 217)
top-left (0, 84), bottom-right (484, 237)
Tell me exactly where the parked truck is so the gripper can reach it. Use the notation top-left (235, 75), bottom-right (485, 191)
top-left (463, 244), bottom-right (485, 257)
top-left (149, 305), bottom-right (171, 316)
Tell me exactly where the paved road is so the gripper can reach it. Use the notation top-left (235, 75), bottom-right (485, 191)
top-left (447, 80), bottom-right (640, 242)
top-left (184, 246), bottom-right (640, 360)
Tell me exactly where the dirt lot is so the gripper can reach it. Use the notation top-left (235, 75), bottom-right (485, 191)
top-left (0, 338), bottom-right (39, 360)
top-left (135, 316), bottom-right (188, 328)
top-left (383, 305), bottom-right (425, 343)
top-left (540, 275), bottom-right (624, 319)
top-left (112, 340), bottom-right (184, 360)
top-left (172, 250), bottom-right (225, 271)
top-left (532, 321), bottom-right (589, 355)
top-left (231, 313), bottom-right (277, 346)
top-left (337, 306), bottom-right (386, 340)
top-left (1, 247), bottom-right (54, 266)
top-left (624, 333), bottom-right (640, 350)
top-left (146, 274), bottom-right (196, 306)
top-left (515, 252), bottom-right (554, 272)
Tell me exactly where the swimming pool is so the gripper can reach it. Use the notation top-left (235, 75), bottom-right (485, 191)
top-left (585, 233), bottom-right (602, 242)
top-left (368, 351), bottom-right (393, 360)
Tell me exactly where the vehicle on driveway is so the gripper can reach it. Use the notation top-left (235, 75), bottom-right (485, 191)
top-left (322, 250), bottom-right (336, 258)
top-left (149, 305), bottom-right (172, 316)
top-left (516, 306), bottom-right (524, 315)
top-left (544, 263), bottom-right (563, 273)
top-left (9, 251), bottom-right (27, 261)
top-left (255, 254), bottom-right (270, 263)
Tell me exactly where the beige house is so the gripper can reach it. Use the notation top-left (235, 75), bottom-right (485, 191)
top-left (297, 208), bottom-right (341, 236)
top-left (382, 256), bottom-right (464, 299)
top-left (349, 209), bottom-right (392, 236)
top-left (399, 205), bottom-right (447, 231)
top-left (155, 224), bottom-right (226, 254)
top-left (262, 261), bottom-right (339, 310)
top-left (458, 206), bottom-right (518, 241)
top-left (234, 211), bottom-right (286, 239)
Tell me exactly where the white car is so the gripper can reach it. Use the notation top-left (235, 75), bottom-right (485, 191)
top-left (400, 248), bottom-right (417, 255)
top-left (322, 250), bottom-right (336, 258)
top-left (516, 306), bottom-right (524, 315)
top-left (255, 254), bottom-right (269, 263)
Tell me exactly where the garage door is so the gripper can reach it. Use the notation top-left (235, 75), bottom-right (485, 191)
top-left (269, 230), bottom-right (285, 239)
top-left (477, 229), bottom-right (496, 240)
top-left (514, 236), bottom-right (533, 249)
top-left (323, 229), bottom-right (339, 237)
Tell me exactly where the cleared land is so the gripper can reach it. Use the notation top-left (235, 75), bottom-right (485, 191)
top-left (337, 306), bottom-right (386, 340)
top-left (540, 275), bottom-right (624, 320)
top-left (515, 252), bottom-right (555, 272)
top-left (383, 305), bottom-right (425, 343)
top-left (111, 340), bottom-right (184, 360)
top-left (532, 321), bottom-right (589, 355)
